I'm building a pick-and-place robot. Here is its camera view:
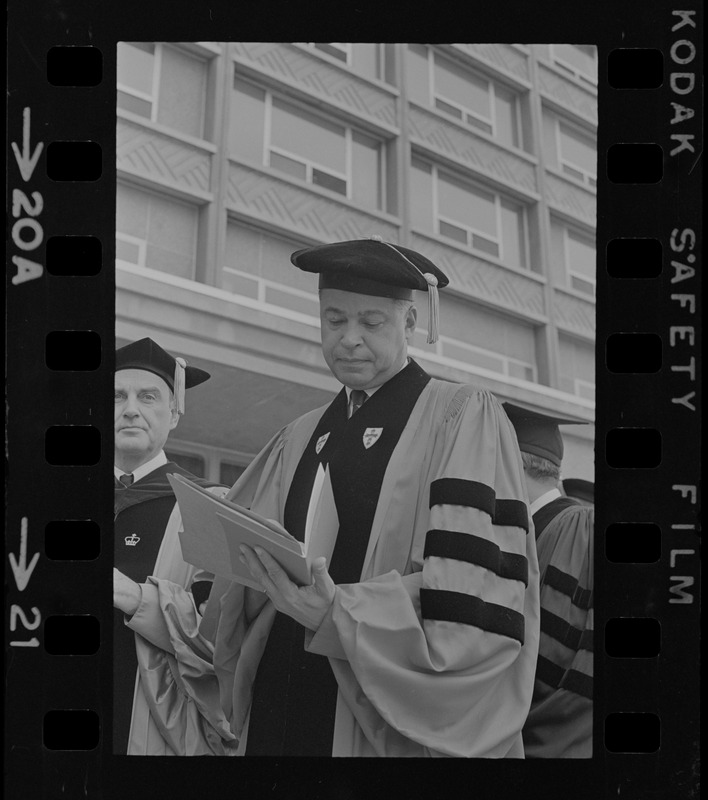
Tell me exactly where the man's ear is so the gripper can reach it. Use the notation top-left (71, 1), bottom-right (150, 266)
top-left (169, 405), bottom-right (180, 430)
top-left (405, 304), bottom-right (418, 339)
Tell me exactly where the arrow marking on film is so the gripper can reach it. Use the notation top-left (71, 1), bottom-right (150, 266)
top-left (9, 517), bottom-right (40, 592)
top-left (11, 107), bottom-right (44, 182)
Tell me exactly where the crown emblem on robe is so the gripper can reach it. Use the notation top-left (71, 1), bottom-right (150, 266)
top-left (124, 534), bottom-right (141, 546)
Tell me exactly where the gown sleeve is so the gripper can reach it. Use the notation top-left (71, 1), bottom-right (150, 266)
top-left (123, 486), bottom-right (240, 755)
top-left (126, 485), bottom-right (228, 653)
top-left (309, 388), bottom-right (540, 757)
top-left (523, 504), bottom-right (594, 757)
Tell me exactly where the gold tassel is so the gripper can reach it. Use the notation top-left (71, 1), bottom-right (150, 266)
top-left (424, 273), bottom-right (439, 344)
top-left (375, 239), bottom-right (441, 343)
top-left (174, 357), bottom-right (187, 415)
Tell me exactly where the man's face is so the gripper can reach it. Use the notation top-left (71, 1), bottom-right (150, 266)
top-left (114, 369), bottom-right (178, 468)
top-left (320, 288), bottom-right (417, 390)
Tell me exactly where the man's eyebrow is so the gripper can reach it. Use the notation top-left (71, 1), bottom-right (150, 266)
top-left (322, 307), bottom-right (389, 319)
top-left (114, 385), bottom-right (163, 394)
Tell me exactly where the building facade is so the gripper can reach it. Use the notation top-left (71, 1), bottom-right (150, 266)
top-left (116, 42), bottom-right (597, 485)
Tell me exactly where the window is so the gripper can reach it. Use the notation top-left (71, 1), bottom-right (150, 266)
top-left (565, 228), bottom-right (596, 296)
top-left (220, 461), bottom-right (246, 487)
top-left (270, 98), bottom-right (347, 194)
top-left (406, 45), bottom-right (522, 149)
top-left (230, 77), bottom-right (385, 210)
top-left (411, 156), bottom-right (528, 268)
top-left (439, 336), bottom-right (537, 382)
top-left (550, 44), bottom-right (598, 85)
top-left (435, 294), bottom-right (537, 379)
top-left (306, 43), bottom-right (385, 81)
top-left (311, 42), bottom-right (349, 62)
top-left (116, 233), bottom-right (146, 267)
top-left (165, 450), bottom-right (206, 478)
top-left (117, 42), bottom-right (157, 119)
top-left (118, 42), bottom-right (208, 138)
top-left (116, 184), bottom-right (198, 279)
top-left (559, 335), bottom-right (595, 398)
top-left (558, 122), bottom-right (597, 187)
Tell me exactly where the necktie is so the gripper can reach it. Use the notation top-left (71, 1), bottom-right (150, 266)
top-left (349, 389), bottom-right (368, 418)
top-left (119, 473), bottom-right (134, 487)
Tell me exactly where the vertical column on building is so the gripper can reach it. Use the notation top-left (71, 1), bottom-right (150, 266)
top-left (527, 46), bottom-right (561, 389)
top-left (198, 44), bottom-right (230, 288)
top-left (394, 43), bottom-right (410, 247)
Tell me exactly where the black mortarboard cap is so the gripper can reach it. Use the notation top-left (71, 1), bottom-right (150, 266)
top-left (291, 236), bottom-right (449, 343)
top-left (115, 337), bottom-right (210, 414)
top-left (562, 478), bottom-right (594, 504)
top-left (503, 402), bottom-right (588, 467)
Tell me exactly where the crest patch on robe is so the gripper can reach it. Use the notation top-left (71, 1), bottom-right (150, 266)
top-left (362, 428), bottom-right (383, 449)
top-left (315, 432), bottom-right (330, 454)
top-left (125, 534), bottom-right (140, 546)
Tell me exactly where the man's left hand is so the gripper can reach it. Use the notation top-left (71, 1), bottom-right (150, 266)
top-left (239, 545), bottom-right (335, 631)
top-left (113, 567), bottom-right (142, 616)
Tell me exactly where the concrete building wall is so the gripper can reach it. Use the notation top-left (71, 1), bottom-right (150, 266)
top-left (116, 41), bottom-right (597, 485)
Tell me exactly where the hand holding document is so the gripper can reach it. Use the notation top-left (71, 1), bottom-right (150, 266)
top-left (168, 464), bottom-right (339, 592)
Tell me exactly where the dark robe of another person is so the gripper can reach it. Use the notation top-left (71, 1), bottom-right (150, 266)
top-left (113, 462), bottom-right (218, 754)
top-left (523, 495), bottom-right (594, 758)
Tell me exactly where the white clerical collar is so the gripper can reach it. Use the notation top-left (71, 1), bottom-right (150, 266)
top-left (114, 450), bottom-right (168, 483)
top-left (344, 358), bottom-right (409, 402)
top-left (529, 487), bottom-right (562, 516)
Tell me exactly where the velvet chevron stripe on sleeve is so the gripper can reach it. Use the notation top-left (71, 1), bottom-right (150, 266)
top-left (420, 589), bottom-right (526, 644)
top-left (429, 478), bottom-right (529, 533)
top-left (543, 565), bottom-right (592, 609)
top-left (424, 529), bottom-right (529, 586)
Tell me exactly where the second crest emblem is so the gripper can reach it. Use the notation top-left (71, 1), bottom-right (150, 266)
top-left (362, 427), bottom-right (383, 449)
top-left (315, 432), bottom-right (330, 454)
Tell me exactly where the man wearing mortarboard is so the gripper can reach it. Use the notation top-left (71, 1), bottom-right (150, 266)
top-left (503, 402), bottom-right (594, 758)
top-left (207, 237), bottom-right (541, 757)
top-left (113, 337), bottom-right (237, 755)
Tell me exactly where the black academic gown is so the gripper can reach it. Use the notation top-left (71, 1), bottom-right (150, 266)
top-left (113, 462), bottom-right (219, 754)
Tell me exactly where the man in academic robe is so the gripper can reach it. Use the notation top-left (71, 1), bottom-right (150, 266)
top-left (503, 402), bottom-right (594, 758)
top-left (563, 477), bottom-right (595, 507)
top-left (113, 337), bottom-right (237, 756)
top-left (205, 238), bottom-right (541, 757)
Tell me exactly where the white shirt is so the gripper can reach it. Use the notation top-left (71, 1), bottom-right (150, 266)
top-left (529, 487), bottom-right (562, 517)
top-left (114, 450), bottom-right (168, 484)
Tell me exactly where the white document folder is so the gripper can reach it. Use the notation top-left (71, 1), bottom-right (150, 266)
top-left (168, 464), bottom-right (339, 591)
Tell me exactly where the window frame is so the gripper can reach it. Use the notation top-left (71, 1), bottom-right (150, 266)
top-left (549, 43), bottom-right (598, 86)
top-left (415, 157), bottom-right (529, 268)
top-left (410, 46), bottom-right (522, 148)
top-left (233, 76), bottom-right (386, 210)
top-left (165, 438), bottom-right (254, 485)
top-left (117, 41), bottom-right (162, 123)
top-left (311, 42), bottom-right (351, 62)
top-left (555, 118), bottom-right (597, 188)
top-left (304, 43), bottom-right (385, 81)
top-left (434, 331), bottom-right (538, 383)
top-left (115, 232), bottom-right (147, 268)
top-left (574, 378), bottom-right (596, 401)
top-left (116, 183), bottom-right (200, 279)
top-left (563, 226), bottom-right (596, 297)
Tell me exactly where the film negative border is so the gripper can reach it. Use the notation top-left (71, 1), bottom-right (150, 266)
top-left (5, 2), bottom-right (701, 799)
top-left (599, 13), bottom-right (701, 792)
